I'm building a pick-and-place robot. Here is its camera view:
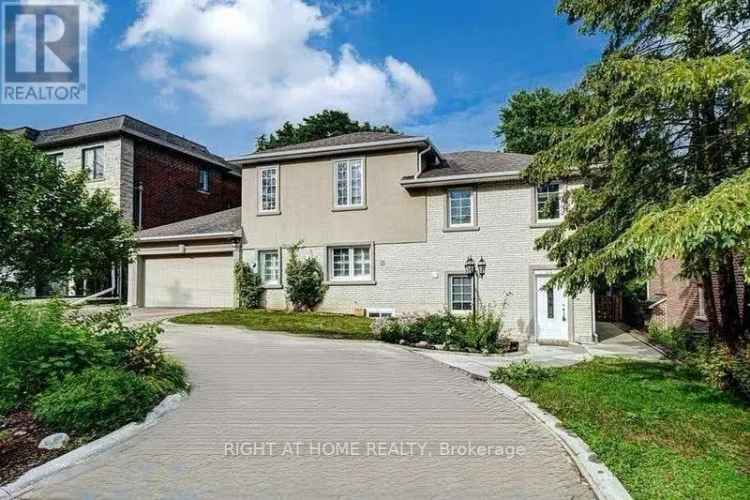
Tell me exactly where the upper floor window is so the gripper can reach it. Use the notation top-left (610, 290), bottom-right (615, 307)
top-left (258, 165), bottom-right (279, 214)
top-left (536, 183), bottom-right (562, 222)
top-left (333, 158), bottom-right (365, 209)
top-left (259, 249), bottom-right (281, 286)
top-left (198, 167), bottom-right (210, 193)
top-left (47, 153), bottom-right (63, 167)
top-left (448, 188), bottom-right (475, 228)
top-left (82, 147), bottom-right (104, 180)
top-left (329, 246), bottom-right (371, 282)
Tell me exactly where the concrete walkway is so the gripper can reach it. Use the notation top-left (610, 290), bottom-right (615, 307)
top-left (22, 323), bottom-right (594, 499)
top-left (414, 322), bottom-right (665, 381)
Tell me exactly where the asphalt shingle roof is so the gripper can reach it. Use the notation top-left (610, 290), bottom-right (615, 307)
top-left (138, 208), bottom-right (242, 239)
top-left (257, 131), bottom-right (420, 153)
top-left (418, 151), bottom-right (533, 178)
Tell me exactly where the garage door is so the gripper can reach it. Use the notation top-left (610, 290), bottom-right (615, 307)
top-left (143, 254), bottom-right (234, 308)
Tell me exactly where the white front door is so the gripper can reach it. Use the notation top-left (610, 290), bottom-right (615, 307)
top-left (535, 274), bottom-right (568, 343)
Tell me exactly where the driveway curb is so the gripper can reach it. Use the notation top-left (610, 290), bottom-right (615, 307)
top-left (1, 393), bottom-right (186, 499)
top-left (408, 349), bottom-right (631, 500)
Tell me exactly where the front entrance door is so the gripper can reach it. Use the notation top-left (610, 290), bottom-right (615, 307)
top-left (535, 273), bottom-right (568, 343)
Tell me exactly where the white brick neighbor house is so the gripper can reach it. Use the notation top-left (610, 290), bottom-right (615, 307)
top-left (129, 132), bottom-right (596, 346)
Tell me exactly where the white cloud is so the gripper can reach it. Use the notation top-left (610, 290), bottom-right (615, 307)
top-left (122, 0), bottom-right (435, 127)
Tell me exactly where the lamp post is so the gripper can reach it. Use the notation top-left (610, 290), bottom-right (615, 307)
top-left (465, 256), bottom-right (487, 319)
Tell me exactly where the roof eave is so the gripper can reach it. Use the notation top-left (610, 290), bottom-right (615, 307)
top-left (231, 137), bottom-right (432, 165)
top-left (401, 170), bottom-right (522, 189)
top-left (137, 230), bottom-right (241, 243)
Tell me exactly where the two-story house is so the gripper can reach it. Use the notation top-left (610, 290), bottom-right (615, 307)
top-left (129, 132), bottom-right (595, 346)
top-left (4, 115), bottom-right (242, 298)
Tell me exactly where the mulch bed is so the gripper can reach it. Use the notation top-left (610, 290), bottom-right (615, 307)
top-left (0, 411), bottom-right (67, 485)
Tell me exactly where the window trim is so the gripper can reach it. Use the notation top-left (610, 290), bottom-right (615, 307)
top-left (325, 242), bottom-right (376, 285)
top-left (532, 182), bottom-right (564, 226)
top-left (446, 272), bottom-right (474, 314)
top-left (82, 146), bottom-right (105, 181)
top-left (445, 186), bottom-right (479, 232)
top-left (47, 153), bottom-right (64, 167)
top-left (257, 248), bottom-right (282, 289)
top-left (257, 165), bottom-right (281, 215)
top-left (331, 157), bottom-right (367, 211)
top-left (197, 167), bottom-right (211, 194)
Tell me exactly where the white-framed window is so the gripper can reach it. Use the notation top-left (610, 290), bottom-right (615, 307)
top-left (448, 188), bottom-right (474, 227)
top-left (329, 246), bottom-right (371, 281)
top-left (198, 167), bottom-right (210, 193)
top-left (82, 147), bottom-right (104, 180)
top-left (258, 250), bottom-right (281, 286)
top-left (536, 183), bottom-right (562, 222)
top-left (697, 285), bottom-right (707, 319)
top-left (449, 274), bottom-right (473, 312)
top-left (47, 153), bottom-right (63, 166)
top-left (258, 165), bottom-right (279, 213)
top-left (333, 158), bottom-right (365, 209)
top-left (367, 308), bottom-right (395, 318)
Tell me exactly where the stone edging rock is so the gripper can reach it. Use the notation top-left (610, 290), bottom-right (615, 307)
top-left (0, 393), bottom-right (187, 499)
top-left (487, 383), bottom-right (632, 500)
top-left (407, 349), bottom-right (631, 500)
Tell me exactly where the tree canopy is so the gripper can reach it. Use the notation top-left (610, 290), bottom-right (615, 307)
top-left (522, 0), bottom-right (750, 345)
top-left (0, 134), bottom-right (135, 292)
top-left (255, 110), bottom-right (398, 152)
top-left (496, 88), bottom-right (579, 154)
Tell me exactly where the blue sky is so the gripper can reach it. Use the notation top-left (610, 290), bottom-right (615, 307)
top-left (2, 0), bottom-right (604, 157)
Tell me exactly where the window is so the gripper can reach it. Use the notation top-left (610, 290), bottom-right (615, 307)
top-left (329, 246), bottom-right (371, 281)
top-left (449, 275), bottom-right (473, 312)
top-left (82, 147), bottom-right (104, 180)
top-left (198, 167), bottom-right (210, 193)
top-left (547, 288), bottom-right (555, 319)
top-left (258, 166), bottom-right (279, 213)
top-left (536, 183), bottom-right (562, 222)
top-left (333, 159), bottom-right (365, 209)
top-left (697, 286), bottom-right (707, 319)
top-left (48, 153), bottom-right (63, 166)
top-left (448, 188), bottom-right (474, 227)
top-left (259, 250), bottom-right (281, 286)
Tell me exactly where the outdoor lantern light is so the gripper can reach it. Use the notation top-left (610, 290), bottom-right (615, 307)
top-left (465, 256), bottom-right (476, 276)
top-left (478, 257), bottom-right (487, 278)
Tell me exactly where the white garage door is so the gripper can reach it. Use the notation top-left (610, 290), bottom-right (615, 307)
top-left (143, 254), bottom-right (234, 308)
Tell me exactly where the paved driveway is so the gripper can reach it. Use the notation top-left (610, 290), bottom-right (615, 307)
top-left (24, 323), bottom-right (593, 499)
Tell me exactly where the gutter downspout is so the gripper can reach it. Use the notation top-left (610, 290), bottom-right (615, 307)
top-left (417, 145), bottom-right (432, 177)
top-left (137, 182), bottom-right (144, 230)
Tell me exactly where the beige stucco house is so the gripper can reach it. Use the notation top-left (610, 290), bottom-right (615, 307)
top-left (129, 132), bottom-right (596, 346)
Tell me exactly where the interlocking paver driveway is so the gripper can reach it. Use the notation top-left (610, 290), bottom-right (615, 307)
top-left (24, 323), bottom-right (593, 499)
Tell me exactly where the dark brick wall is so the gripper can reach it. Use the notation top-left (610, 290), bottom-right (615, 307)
top-left (133, 140), bottom-right (241, 230)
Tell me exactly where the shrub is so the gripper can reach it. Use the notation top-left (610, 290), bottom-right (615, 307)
top-left (33, 367), bottom-right (163, 434)
top-left (285, 242), bottom-right (328, 311)
top-left (0, 299), bottom-right (110, 409)
top-left (235, 262), bottom-right (263, 309)
top-left (687, 343), bottom-right (750, 398)
top-left (647, 323), bottom-right (705, 360)
top-left (490, 360), bottom-right (555, 384)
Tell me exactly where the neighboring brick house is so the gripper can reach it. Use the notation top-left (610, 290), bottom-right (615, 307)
top-left (130, 132), bottom-right (596, 347)
top-left (648, 257), bottom-right (747, 330)
top-left (4, 115), bottom-right (241, 297)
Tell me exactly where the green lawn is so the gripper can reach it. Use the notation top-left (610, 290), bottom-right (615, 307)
top-left (173, 309), bottom-right (374, 340)
top-left (498, 358), bottom-right (750, 500)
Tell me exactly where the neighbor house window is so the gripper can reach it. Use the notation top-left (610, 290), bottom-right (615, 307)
top-left (82, 147), bottom-right (104, 180)
top-left (333, 158), bottom-right (365, 209)
top-left (329, 246), bottom-right (371, 281)
top-left (449, 274), bottom-right (473, 312)
top-left (536, 183), bottom-right (562, 222)
top-left (697, 285), bottom-right (707, 319)
top-left (258, 166), bottom-right (279, 213)
top-left (448, 188), bottom-right (474, 227)
top-left (47, 153), bottom-right (63, 166)
top-left (259, 250), bottom-right (281, 286)
top-left (198, 167), bottom-right (210, 193)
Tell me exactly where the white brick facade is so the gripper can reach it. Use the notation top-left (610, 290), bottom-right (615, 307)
top-left (245, 181), bottom-right (596, 344)
top-left (48, 137), bottom-right (135, 224)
